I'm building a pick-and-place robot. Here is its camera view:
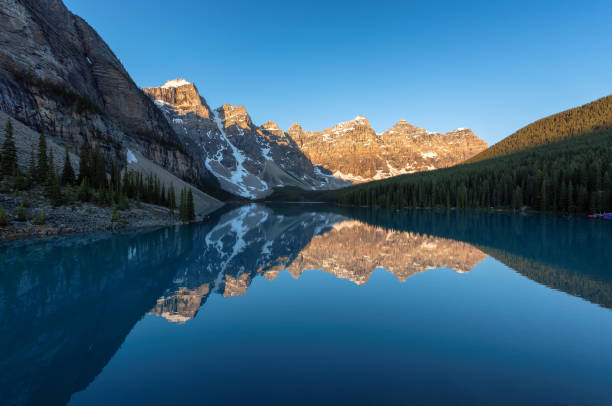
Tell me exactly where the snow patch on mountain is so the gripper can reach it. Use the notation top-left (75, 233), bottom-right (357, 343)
top-left (162, 79), bottom-right (191, 88)
top-left (333, 171), bottom-right (372, 182)
top-left (126, 149), bottom-right (138, 164)
top-left (421, 151), bottom-right (438, 159)
top-left (204, 111), bottom-right (268, 198)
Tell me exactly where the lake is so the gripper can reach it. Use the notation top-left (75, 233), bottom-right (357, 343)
top-left (1, 204), bottom-right (611, 406)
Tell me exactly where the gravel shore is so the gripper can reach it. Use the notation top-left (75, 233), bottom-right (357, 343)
top-left (0, 189), bottom-right (190, 242)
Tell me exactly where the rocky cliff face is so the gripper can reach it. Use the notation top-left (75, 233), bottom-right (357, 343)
top-left (0, 0), bottom-right (213, 186)
top-left (143, 80), bottom-right (349, 198)
top-left (142, 79), bottom-right (212, 119)
top-left (288, 116), bottom-right (488, 182)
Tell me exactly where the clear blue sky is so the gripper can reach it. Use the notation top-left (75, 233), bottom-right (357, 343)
top-left (64, 0), bottom-right (612, 145)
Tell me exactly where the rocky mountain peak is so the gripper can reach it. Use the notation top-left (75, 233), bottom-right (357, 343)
top-left (287, 122), bottom-right (303, 135)
top-left (143, 79), bottom-right (211, 119)
top-left (338, 115), bottom-right (372, 128)
top-left (383, 119), bottom-right (427, 137)
top-left (450, 127), bottom-right (473, 134)
top-left (218, 104), bottom-right (252, 130)
top-left (287, 122), bottom-right (310, 147)
top-left (262, 121), bottom-right (284, 137)
top-left (326, 115), bottom-right (376, 141)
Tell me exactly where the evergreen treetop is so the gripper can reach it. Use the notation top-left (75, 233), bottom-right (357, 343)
top-left (62, 147), bottom-right (76, 185)
top-left (2, 118), bottom-right (17, 176)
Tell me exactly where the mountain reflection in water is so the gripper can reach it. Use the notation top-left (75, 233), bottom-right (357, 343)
top-left (0, 204), bottom-right (611, 406)
top-left (149, 205), bottom-right (488, 324)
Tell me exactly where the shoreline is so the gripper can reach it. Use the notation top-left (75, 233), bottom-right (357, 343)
top-left (0, 190), bottom-right (217, 242)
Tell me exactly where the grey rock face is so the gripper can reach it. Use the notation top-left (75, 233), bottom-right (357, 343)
top-left (0, 0), bottom-right (212, 186)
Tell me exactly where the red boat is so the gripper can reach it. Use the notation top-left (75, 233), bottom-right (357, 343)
top-left (588, 213), bottom-right (612, 220)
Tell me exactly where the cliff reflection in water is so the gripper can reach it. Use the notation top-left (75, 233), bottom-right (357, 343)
top-left (149, 205), bottom-right (487, 323)
top-left (0, 226), bottom-right (200, 406)
top-left (1, 204), bottom-right (611, 405)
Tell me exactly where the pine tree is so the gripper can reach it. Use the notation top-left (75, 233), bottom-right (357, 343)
top-left (28, 150), bottom-right (36, 186)
top-left (45, 147), bottom-right (55, 190)
top-left (0, 206), bottom-right (8, 226)
top-left (78, 178), bottom-right (90, 202)
top-left (122, 168), bottom-right (131, 197)
top-left (540, 179), bottom-right (548, 211)
top-left (37, 130), bottom-right (48, 183)
top-left (91, 148), bottom-right (106, 189)
top-left (16, 203), bottom-right (26, 222)
top-left (111, 203), bottom-right (119, 222)
top-left (33, 209), bottom-right (46, 225)
top-left (110, 161), bottom-right (120, 192)
top-left (65, 185), bottom-right (74, 204)
top-left (1, 119), bottom-right (17, 176)
top-left (46, 149), bottom-right (63, 206)
top-left (179, 187), bottom-right (187, 221)
top-left (118, 191), bottom-right (130, 211)
top-left (153, 176), bottom-right (160, 205)
top-left (168, 183), bottom-right (176, 216)
top-left (187, 189), bottom-right (195, 220)
top-left (96, 186), bottom-right (109, 206)
top-left (61, 147), bottom-right (76, 185)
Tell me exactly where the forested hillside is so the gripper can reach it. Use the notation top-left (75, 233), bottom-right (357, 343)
top-left (467, 94), bottom-right (612, 162)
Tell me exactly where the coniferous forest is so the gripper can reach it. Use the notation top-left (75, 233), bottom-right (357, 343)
top-left (468, 94), bottom-right (612, 163)
top-left (0, 120), bottom-right (196, 223)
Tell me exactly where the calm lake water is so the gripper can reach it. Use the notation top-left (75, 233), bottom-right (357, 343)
top-left (1, 204), bottom-right (611, 406)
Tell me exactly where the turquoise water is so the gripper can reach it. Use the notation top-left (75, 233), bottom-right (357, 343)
top-left (1, 205), bottom-right (611, 405)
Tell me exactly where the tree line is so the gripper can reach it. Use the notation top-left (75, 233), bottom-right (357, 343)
top-left (1, 118), bottom-right (195, 222)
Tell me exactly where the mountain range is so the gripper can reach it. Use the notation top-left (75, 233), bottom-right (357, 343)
top-left (142, 80), bottom-right (348, 198)
top-left (288, 116), bottom-right (486, 182)
top-left (142, 78), bottom-right (487, 197)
